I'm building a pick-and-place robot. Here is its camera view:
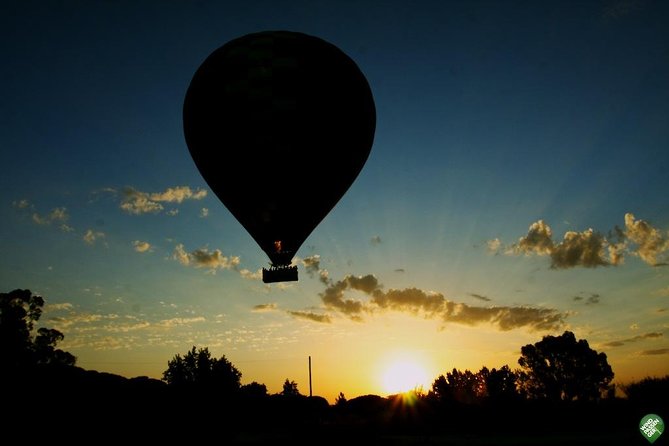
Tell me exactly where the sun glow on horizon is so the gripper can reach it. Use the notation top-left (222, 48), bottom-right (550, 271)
top-left (380, 355), bottom-right (430, 395)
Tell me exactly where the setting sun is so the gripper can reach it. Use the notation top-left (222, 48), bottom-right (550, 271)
top-left (381, 357), bottom-right (430, 395)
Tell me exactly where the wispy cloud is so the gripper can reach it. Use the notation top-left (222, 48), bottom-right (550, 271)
top-left (573, 293), bottom-right (601, 305)
top-left (639, 348), bottom-right (669, 356)
top-left (120, 186), bottom-right (207, 215)
top-left (469, 293), bottom-right (492, 302)
top-left (287, 310), bottom-right (332, 323)
top-left (490, 213), bottom-right (668, 268)
top-left (370, 235), bottom-right (382, 246)
top-left (252, 303), bottom-right (278, 312)
top-left (601, 332), bottom-right (663, 348)
top-left (154, 316), bottom-right (206, 328)
top-left (14, 200), bottom-right (74, 232)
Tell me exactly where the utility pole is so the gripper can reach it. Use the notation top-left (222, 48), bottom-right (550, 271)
top-left (308, 356), bottom-right (313, 397)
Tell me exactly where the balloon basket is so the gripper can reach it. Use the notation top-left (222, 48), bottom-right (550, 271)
top-left (262, 265), bottom-right (298, 283)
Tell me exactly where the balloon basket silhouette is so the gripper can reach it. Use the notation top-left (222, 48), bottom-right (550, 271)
top-left (262, 265), bottom-right (298, 283)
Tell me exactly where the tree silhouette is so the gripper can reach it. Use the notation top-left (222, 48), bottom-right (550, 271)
top-left (241, 381), bottom-right (268, 398)
top-left (162, 346), bottom-right (241, 393)
top-left (518, 331), bottom-right (613, 401)
top-left (0, 288), bottom-right (75, 372)
top-left (282, 378), bottom-right (300, 396)
top-left (485, 365), bottom-right (519, 402)
top-left (335, 391), bottom-right (347, 406)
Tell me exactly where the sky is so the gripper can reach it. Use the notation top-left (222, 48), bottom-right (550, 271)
top-left (1, 0), bottom-right (668, 403)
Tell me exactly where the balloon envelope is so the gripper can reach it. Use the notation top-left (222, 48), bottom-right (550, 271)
top-left (183, 31), bottom-right (376, 281)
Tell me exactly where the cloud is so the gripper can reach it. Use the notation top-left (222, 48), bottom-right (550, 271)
top-left (602, 332), bottom-right (663, 348)
top-left (624, 213), bottom-right (669, 266)
top-left (239, 268), bottom-right (263, 280)
top-left (154, 316), bottom-right (206, 328)
top-left (492, 213), bottom-right (668, 269)
top-left (513, 220), bottom-right (554, 256)
top-left (252, 303), bottom-right (277, 312)
top-left (132, 240), bottom-right (152, 253)
top-left (120, 186), bottom-right (207, 215)
top-left (573, 293), bottom-right (600, 305)
top-left (639, 348), bottom-right (669, 356)
top-left (370, 235), bottom-right (382, 246)
top-left (83, 229), bottom-right (106, 245)
top-left (469, 293), bottom-right (492, 302)
top-left (301, 255), bottom-right (329, 284)
top-left (12, 199), bottom-right (32, 209)
top-left (172, 243), bottom-right (240, 273)
top-left (28, 206), bottom-right (74, 232)
top-left (653, 287), bottom-right (669, 297)
top-left (287, 310), bottom-right (332, 323)
top-left (486, 238), bottom-right (501, 253)
top-left (318, 273), bottom-right (566, 331)
top-left (200, 208), bottom-right (209, 218)
top-left (44, 302), bottom-right (74, 312)
top-left (550, 229), bottom-right (611, 268)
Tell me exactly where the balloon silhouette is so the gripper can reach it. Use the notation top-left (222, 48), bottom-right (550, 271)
top-left (183, 31), bottom-right (376, 283)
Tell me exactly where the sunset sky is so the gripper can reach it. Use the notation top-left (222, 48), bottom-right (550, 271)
top-left (2, 0), bottom-right (668, 403)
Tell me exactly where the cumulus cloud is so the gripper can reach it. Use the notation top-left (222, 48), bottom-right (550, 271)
top-left (317, 273), bottom-right (566, 331)
top-left (83, 229), bottom-right (106, 246)
top-left (491, 213), bottom-right (669, 269)
top-left (120, 186), bottom-right (207, 215)
top-left (513, 220), bottom-right (554, 256)
top-left (132, 240), bottom-right (152, 253)
top-left (172, 243), bottom-right (240, 272)
top-left (601, 332), bottom-right (663, 348)
top-left (287, 310), bottom-right (332, 323)
top-left (624, 213), bottom-right (669, 266)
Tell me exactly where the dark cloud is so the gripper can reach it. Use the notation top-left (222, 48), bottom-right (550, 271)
top-left (302, 255), bottom-right (329, 284)
top-left (317, 274), bottom-right (566, 331)
top-left (287, 310), bottom-right (331, 323)
top-left (469, 293), bottom-right (492, 302)
top-left (573, 293), bottom-right (600, 304)
top-left (550, 229), bottom-right (611, 269)
top-left (394, 268), bottom-right (405, 273)
top-left (252, 303), bottom-right (277, 312)
top-left (370, 235), bottom-right (382, 246)
top-left (602, 332), bottom-right (663, 348)
top-left (639, 348), bottom-right (669, 356)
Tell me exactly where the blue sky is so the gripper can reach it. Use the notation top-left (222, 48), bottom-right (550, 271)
top-left (1, 0), bottom-right (668, 401)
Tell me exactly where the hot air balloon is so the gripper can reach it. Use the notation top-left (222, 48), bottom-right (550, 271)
top-left (183, 31), bottom-right (376, 283)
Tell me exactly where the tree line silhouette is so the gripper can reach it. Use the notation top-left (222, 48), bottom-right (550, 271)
top-left (2, 288), bottom-right (665, 444)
